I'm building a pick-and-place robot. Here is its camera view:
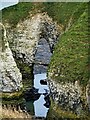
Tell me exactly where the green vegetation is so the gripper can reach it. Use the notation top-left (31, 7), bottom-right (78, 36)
top-left (15, 59), bottom-right (33, 89)
top-left (46, 3), bottom-right (89, 117)
top-left (1, 90), bottom-right (23, 99)
top-left (3, 2), bottom-right (87, 30)
top-left (2, 3), bottom-right (44, 27)
top-left (44, 3), bottom-right (87, 29)
top-left (2, 3), bottom-right (33, 27)
top-left (44, 3), bottom-right (78, 27)
top-left (1, 89), bottom-right (24, 105)
top-left (48, 3), bottom-right (89, 86)
top-left (1, 2), bottom-right (89, 119)
top-left (46, 99), bottom-right (90, 120)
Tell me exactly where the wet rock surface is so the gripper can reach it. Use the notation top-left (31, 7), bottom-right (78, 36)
top-left (44, 94), bottom-right (51, 108)
top-left (31, 18), bottom-right (54, 117)
top-left (33, 38), bottom-right (52, 74)
top-left (33, 64), bottom-right (47, 75)
top-left (34, 38), bottom-right (52, 65)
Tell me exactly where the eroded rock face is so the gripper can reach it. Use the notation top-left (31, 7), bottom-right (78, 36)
top-left (48, 79), bottom-right (82, 114)
top-left (8, 13), bottom-right (59, 65)
top-left (9, 14), bottom-right (42, 65)
top-left (40, 14), bottom-right (60, 52)
top-left (1, 13), bottom-right (59, 92)
top-left (0, 23), bottom-right (22, 92)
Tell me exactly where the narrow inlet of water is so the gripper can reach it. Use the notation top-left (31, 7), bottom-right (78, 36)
top-left (33, 73), bottom-right (50, 118)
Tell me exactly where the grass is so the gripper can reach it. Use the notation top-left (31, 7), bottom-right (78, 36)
top-left (44, 3), bottom-right (87, 30)
top-left (46, 99), bottom-right (89, 120)
top-left (2, 3), bottom-right (33, 27)
top-left (2, 2), bottom-right (45, 27)
top-left (1, 106), bottom-right (32, 119)
top-left (1, 89), bottom-right (23, 100)
top-left (46, 99), bottom-right (90, 120)
top-left (1, 2), bottom-right (89, 119)
top-left (47, 3), bottom-right (89, 116)
top-left (48, 3), bottom-right (89, 87)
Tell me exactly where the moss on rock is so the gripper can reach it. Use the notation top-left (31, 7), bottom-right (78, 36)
top-left (15, 59), bottom-right (33, 90)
